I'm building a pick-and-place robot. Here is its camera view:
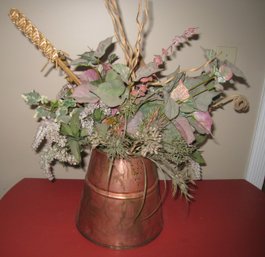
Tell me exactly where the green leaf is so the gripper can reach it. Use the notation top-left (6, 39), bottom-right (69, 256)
top-left (105, 69), bottom-right (119, 82)
top-left (95, 36), bottom-right (113, 58)
top-left (55, 107), bottom-right (71, 123)
top-left (34, 106), bottom-right (52, 119)
top-left (22, 90), bottom-right (42, 105)
top-left (194, 91), bottom-right (215, 112)
top-left (162, 123), bottom-right (181, 144)
top-left (71, 51), bottom-right (98, 67)
top-left (164, 97), bottom-right (179, 120)
top-left (180, 100), bottom-right (195, 113)
top-left (191, 150), bottom-right (206, 165)
top-left (69, 110), bottom-right (81, 137)
top-left (93, 108), bottom-right (104, 122)
top-left (60, 98), bottom-right (76, 108)
top-left (112, 63), bottom-right (130, 84)
top-left (80, 128), bottom-right (89, 137)
top-left (134, 62), bottom-right (161, 81)
top-left (60, 123), bottom-right (73, 136)
top-left (139, 101), bottom-right (163, 117)
top-left (195, 134), bottom-right (208, 147)
top-left (71, 58), bottom-right (91, 67)
top-left (68, 139), bottom-right (81, 163)
top-left (164, 67), bottom-right (184, 93)
top-left (95, 123), bottom-right (109, 138)
top-left (108, 53), bottom-right (119, 64)
top-left (201, 48), bottom-right (217, 61)
top-left (94, 80), bottom-right (126, 107)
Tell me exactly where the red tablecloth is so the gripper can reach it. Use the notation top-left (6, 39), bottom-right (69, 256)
top-left (0, 178), bottom-right (264, 257)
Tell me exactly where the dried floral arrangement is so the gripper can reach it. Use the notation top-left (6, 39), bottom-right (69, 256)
top-left (9, 1), bottom-right (248, 199)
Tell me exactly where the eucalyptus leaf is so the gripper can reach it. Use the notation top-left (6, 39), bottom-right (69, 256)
top-left (105, 69), bottom-right (119, 82)
top-left (201, 48), bottom-right (217, 61)
top-left (112, 63), bottom-right (130, 84)
top-left (223, 60), bottom-right (246, 79)
top-left (94, 80), bottom-right (126, 107)
top-left (71, 51), bottom-right (98, 66)
top-left (162, 123), bottom-right (181, 144)
top-left (71, 58), bottom-right (91, 67)
top-left (134, 62), bottom-right (161, 81)
top-left (180, 101), bottom-right (195, 113)
top-left (95, 36), bottom-right (113, 58)
top-left (164, 67), bottom-right (184, 93)
top-left (194, 91), bottom-right (216, 112)
top-left (164, 97), bottom-right (179, 120)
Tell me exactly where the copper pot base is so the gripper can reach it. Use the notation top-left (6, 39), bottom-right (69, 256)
top-left (76, 149), bottom-right (163, 249)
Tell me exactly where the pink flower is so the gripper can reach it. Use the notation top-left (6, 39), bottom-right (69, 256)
top-left (130, 89), bottom-right (139, 97)
top-left (183, 27), bottom-right (198, 39)
top-left (140, 76), bottom-right (153, 83)
top-left (172, 36), bottom-right (185, 46)
top-left (193, 111), bottom-right (213, 134)
top-left (153, 55), bottom-right (163, 67)
top-left (139, 84), bottom-right (148, 93)
top-left (170, 80), bottom-right (190, 101)
top-left (162, 48), bottom-right (169, 56)
top-left (130, 84), bottom-right (148, 97)
top-left (102, 63), bottom-right (112, 72)
top-left (218, 64), bottom-right (233, 82)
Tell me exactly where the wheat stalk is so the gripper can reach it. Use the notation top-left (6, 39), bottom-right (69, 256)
top-left (9, 8), bottom-right (80, 86)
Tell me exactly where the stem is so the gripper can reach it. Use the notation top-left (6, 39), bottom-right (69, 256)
top-left (188, 75), bottom-right (215, 92)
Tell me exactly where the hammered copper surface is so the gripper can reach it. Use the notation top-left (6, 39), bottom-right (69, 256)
top-left (76, 149), bottom-right (163, 249)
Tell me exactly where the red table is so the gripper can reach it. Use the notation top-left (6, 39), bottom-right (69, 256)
top-left (0, 178), bottom-right (264, 257)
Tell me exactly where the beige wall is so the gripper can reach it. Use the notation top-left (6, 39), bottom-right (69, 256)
top-left (1, 0), bottom-right (265, 197)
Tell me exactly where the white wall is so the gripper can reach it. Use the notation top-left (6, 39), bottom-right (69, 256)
top-left (1, 0), bottom-right (265, 197)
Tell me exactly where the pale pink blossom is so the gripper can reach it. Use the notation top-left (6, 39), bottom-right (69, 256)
top-left (130, 84), bottom-right (148, 97)
top-left (218, 64), bottom-right (233, 82)
top-left (139, 84), bottom-right (148, 94)
top-left (172, 35), bottom-right (185, 46)
top-left (162, 48), bottom-right (169, 56)
top-left (183, 27), bottom-right (198, 39)
top-left (170, 80), bottom-right (190, 101)
top-left (153, 55), bottom-right (163, 67)
top-left (140, 76), bottom-right (153, 83)
top-left (193, 111), bottom-right (213, 134)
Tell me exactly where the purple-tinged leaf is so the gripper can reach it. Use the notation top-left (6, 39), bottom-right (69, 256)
top-left (193, 111), bottom-right (213, 134)
top-left (71, 84), bottom-right (99, 104)
top-left (127, 111), bottom-right (144, 135)
top-left (78, 69), bottom-right (100, 83)
top-left (173, 116), bottom-right (195, 144)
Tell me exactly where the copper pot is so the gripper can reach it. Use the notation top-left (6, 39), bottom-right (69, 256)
top-left (76, 149), bottom-right (163, 249)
